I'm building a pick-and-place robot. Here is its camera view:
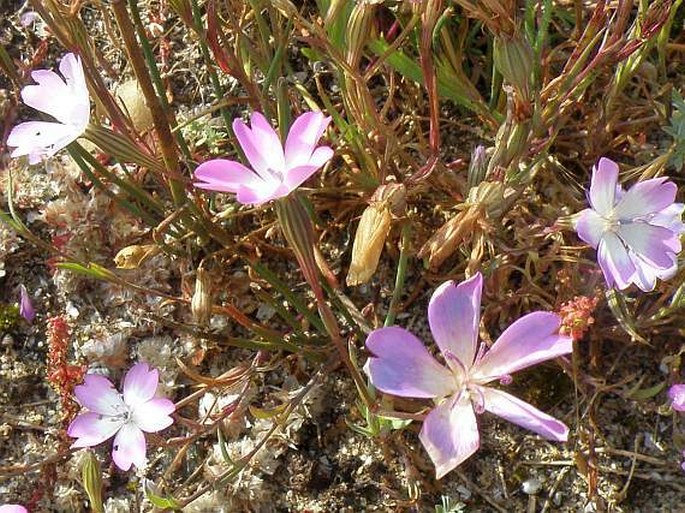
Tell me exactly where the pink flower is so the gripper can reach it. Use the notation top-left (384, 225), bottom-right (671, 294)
top-left (574, 157), bottom-right (685, 291)
top-left (364, 273), bottom-right (573, 478)
top-left (669, 384), bottom-right (685, 412)
top-left (7, 53), bottom-right (90, 164)
top-left (67, 363), bottom-right (175, 471)
top-left (193, 111), bottom-right (333, 205)
top-left (0, 506), bottom-right (28, 513)
top-left (18, 285), bottom-right (35, 323)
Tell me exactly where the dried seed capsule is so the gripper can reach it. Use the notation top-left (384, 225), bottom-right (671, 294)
top-left (347, 182), bottom-right (406, 286)
top-left (192, 266), bottom-right (213, 326)
top-left (113, 244), bottom-right (160, 269)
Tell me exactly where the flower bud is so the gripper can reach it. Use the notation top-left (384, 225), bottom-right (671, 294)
top-left (274, 194), bottom-right (321, 299)
top-left (345, 2), bottom-right (376, 67)
top-left (18, 284), bottom-right (35, 323)
top-left (80, 451), bottom-right (104, 513)
top-left (493, 34), bottom-right (534, 102)
top-left (467, 145), bottom-right (489, 189)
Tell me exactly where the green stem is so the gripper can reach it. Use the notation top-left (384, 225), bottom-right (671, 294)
top-left (128, 0), bottom-right (193, 163)
top-left (112, 0), bottom-right (184, 207)
top-left (384, 222), bottom-right (410, 327)
top-left (189, 0), bottom-right (235, 132)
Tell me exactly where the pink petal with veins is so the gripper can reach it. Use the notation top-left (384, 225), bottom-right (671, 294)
top-left (428, 274), bottom-right (482, 373)
top-left (111, 423), bottom-right (147, 471)
top-left (364, 326), bottom-right (456, 399)
top-left (419, 393), bottom-right (480, 479)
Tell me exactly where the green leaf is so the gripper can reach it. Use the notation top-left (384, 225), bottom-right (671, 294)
top-left (627, 381), bottom-right (666, 401)
top-left (56, 262), bottom-right (117, 281)
top-left (144, 481), bottom-right (181, 510)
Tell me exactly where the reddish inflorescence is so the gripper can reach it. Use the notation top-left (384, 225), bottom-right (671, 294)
top-left (46, 316), bottom-right (86, 429)
top-left (558, 295), bottom-right (600, 342)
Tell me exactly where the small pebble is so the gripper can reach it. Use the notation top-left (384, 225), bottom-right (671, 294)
top-left (522, 477), bottom-right (542, 495)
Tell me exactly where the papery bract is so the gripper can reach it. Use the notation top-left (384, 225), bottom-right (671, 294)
top-left (7, 53), bottom-right (90, 164)
top-left (193, 111), bottom-right (333, 205)
top-left (67, 362), bottom-right (175, 471)
top-left (574, 157), bottom-right (685, 292)
top-left (364, 273), bottom-right (573, 478)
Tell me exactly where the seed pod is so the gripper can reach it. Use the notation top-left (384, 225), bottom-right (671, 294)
top-left (419, 181), bottom-right (508, 269)
top-left (347, 182), bottom-right (406, 286)
top-left (113, 244), bottom-right (160, 269)
top-left (115, 80), bottom-right (154, 133)
top-left (191, 266), bottom-right (213, 326)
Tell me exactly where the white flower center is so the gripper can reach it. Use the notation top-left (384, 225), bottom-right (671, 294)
top-left (602, 211), bottom-right (622, 232)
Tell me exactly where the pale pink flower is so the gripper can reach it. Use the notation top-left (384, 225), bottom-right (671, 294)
top-left (574, 157), bottom-right (685, 291)
top-left (18, 284), bottom-right (35, 323)
top-left (0, 506), bottom-right (28, 513)
top-left (364, 273), bottom-right (573, 478)
top-left (68, 362), bottom-right (175, 471)
top-left (669, 384), bottom-right (685, 412)
top-left (7, 53), bottom-right (90, 164)
top-left (193, 111), bottom-right (333, 205)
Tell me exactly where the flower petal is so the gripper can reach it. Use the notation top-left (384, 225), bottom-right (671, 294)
top-left (618, 222), bottom-right (679, 269)
top-left (7, 120), bottom-right (81, 163)
top-left (60, 53), bottom-right (87, 98)
top-left (574, 208), bottom-right (605, 248)
top-left (74, 374), bottom-right (127, 416)
top-left (669, 384), bottom-right (685, 412)
top-left (0, 505), bottom-right (28, 513)
top-left (651, 203), bottom-right (685, 234)
top-left (193, 159), bottom-right (263, 193)
top-left (589, 158), bottom-right (619, 216)
top-left (629, 254), bottom-right (659, 292)
top-left (235, 181), bottom-right (286, 205)
top-left (419, 393), bottom-right (480, 479)
top-left (68, 412), bottom-right (124, 448)
top-left (472, 312), bottom-right (572, 381)
top-left (614, 177), bottom-right (677, 220)
top-left (364, 326), bottom-right (457, 399)
top-left (597, 231), bottom-right (636, 290)
top-left (428, 274), bottom-right (482, 373)
top-left (21, 54), bottom-right (89, 128)
top-left (111, 423), bottom-right (147, 471)
top-left (284, 112), bottom-right (331, 168)
top-left (481, 387), bottom-right (568, 441)
top-left (308, 145), bottom-right (334, 168)
top-left (282, 146), bottom-right (333, 191)
top-left (123, 363), bottom-right (159, 408)
top-left (233, 113), bottom-right (285, 178)
top-left (22, 70), bottom-right (70, 122)
top-left (132, 398), bottom-right (175, 433)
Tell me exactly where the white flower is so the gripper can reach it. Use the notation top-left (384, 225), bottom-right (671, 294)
top-left (7, 53), bottom-right (90, 164)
